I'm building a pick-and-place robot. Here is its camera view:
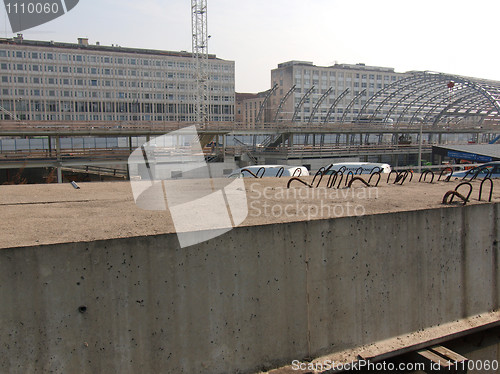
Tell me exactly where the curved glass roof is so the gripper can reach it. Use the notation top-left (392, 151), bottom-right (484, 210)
top-left (354, 71), bottom-right (500, 127)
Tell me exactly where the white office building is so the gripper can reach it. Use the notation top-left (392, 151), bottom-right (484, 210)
top-left (0, 35), bottom-right (235, 124)
top-left (270, 60), bottom-right (407, 125)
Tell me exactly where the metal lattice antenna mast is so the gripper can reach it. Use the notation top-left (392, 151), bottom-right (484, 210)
top-left (191, 0), bottom-right (209, 127)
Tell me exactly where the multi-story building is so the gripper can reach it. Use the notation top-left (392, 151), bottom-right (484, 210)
top-left (0, 34), bottom-right (235, 124)
top-left (269, 60), bottom-right (407, 125)
top-left (235, 91), bottom-right (269, 128)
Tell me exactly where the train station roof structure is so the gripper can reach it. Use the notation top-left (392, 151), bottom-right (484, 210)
top-left (355, 71), bottom-right (500, 128)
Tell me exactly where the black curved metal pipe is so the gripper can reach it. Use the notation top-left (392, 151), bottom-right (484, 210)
top-left (241, 168), bottom-right (259, 178)
top-left (368, 172), bottom-right (381, 187)
top-left (348, 176), bottom-right (370, 188)
top-left (479, 177), bottom-right (493, 202)
top-left (419, 169), bottom-right (434, 183)
top-left (451, 181), bottom-right (472, 203)
top-left (345, 171), bottom-right (354, 187)
top-left (443, 190), bottom-right (468, 206)
top-left (387, 170), bottom-right (398, 184)
top-left (438, 167), bottom-right (453, 182)
top-left (287, 177), bottom-right (312, 189)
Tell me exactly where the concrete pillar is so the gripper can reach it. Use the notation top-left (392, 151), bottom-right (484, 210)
top-left (56, 136), bottom-right (62, 183)
top-left (126, 137), bottom-right (133, 180)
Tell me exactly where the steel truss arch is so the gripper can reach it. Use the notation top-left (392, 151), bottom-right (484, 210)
top-left (308, 87), bottom-right (333, 125)
top-left (324, 88), bottom-right (349, 125)
top-left (274, 85), bottom-right (296, 123)
top-left (340, 89), bottom-right (366, 124)
top-left (292, 86), bottom-right (315, 123)
top-left (256, 83), bottom-right (278, 124)
top-left (356, 71), bottom-right (500, 128)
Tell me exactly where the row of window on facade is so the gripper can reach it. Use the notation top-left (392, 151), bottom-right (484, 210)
top-left (1, 99), bottom-right (233, 111)
top-left (1, 77), bottom-right (234, 96)
top-left (0, 113), bottom-right (234, 122)
top-left (1, 88), bottom-right (234, 102)
top-left (0, 49), bottom-right (232, 71)
top-left (291, 70), bottom-right (398, 80)
top-left (0, 63), bottom-right (233, 81)
top-left (293, 81), bottom-right (389, 90)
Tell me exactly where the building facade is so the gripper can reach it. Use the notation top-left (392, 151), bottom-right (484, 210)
top-left (269, 60), bottom-right (407, 125)
top-left (0, 35), bottom-right (235, 125)
top-left (235, 91), bottom-right (269, 128)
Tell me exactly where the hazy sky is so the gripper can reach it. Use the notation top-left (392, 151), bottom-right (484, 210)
top-left (1, 0), bottom-right (499, 92)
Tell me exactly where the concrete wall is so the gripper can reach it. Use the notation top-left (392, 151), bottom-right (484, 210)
top-left (0, 203), bottom-right (499, 373)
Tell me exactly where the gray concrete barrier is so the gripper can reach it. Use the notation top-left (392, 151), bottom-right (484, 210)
top-left (0, 203), bottom-right (499, 373)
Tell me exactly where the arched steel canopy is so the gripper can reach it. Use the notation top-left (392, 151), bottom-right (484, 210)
top-left (355, 71), bottom-right (500, 127)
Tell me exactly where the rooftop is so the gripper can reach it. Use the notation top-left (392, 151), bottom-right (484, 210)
top-left (0, 35), bottom-right (221, 60)
top-left (1, 175), bottom-right (497, 249)
top-left (276, 60), bottom-right (396, 72)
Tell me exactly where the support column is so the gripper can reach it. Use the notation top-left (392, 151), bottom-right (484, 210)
top-left (56, 136), bottom-right (62, 183)
top-left (126, 136), bottom-right (133, 180)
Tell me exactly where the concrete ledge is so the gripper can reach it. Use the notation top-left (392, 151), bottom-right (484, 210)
top-left (267, 310), bottom-right (500, 373)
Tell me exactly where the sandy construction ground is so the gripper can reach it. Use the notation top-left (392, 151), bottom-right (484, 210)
top-left (0, 173), bottom-right (498, 249)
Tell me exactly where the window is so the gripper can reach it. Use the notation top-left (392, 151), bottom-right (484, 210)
top-left (0, 50), bottom-right (7, 57)
top-left (90, 79), bottom-right (98, 86)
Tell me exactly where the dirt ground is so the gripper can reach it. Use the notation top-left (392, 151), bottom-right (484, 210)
top-left (0, 173), bottom-right (498, 249)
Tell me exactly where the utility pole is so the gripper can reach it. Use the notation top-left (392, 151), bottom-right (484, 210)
top-left (191, 0), bottom-right (209, 128)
